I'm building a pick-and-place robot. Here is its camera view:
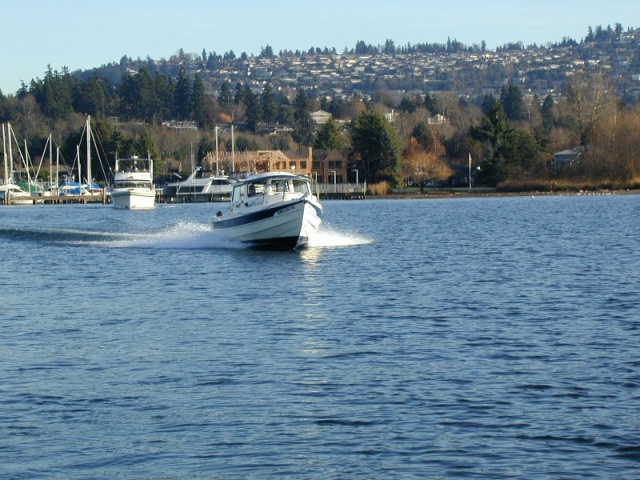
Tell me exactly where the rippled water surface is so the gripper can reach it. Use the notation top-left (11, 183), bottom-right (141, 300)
top-left (1, 194), bottom-right (640, 479)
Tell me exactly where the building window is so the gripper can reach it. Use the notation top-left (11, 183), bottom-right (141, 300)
top-left (300, 161), bottom-right (307, 169)
top-left (312, 161), bottom-right (320, 169)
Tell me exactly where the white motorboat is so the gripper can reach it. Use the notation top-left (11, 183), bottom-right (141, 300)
top-left (212, 171), bottom-right (323, 249)
top-left (0, 183), bottom-right (34, 205)
top-left (164, 167), bottom-right (235, 202)
top-left (110, 157), bottom-right (155, 209)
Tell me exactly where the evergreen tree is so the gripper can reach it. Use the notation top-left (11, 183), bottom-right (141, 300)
top-left (154, 71), bottom-right (174, 122)
top-left (470, 100), bottom-right (512, 185)
top-left (292, 89), bottom-right (312, 145)
top-left (218, 81), bottom-right (233, 107)
top-left (206, 52), bottom-right (220, 70)
top-left (500, 83), bottom-right (527, 121)
top-left (197, 135), bottom-right (216, 163)
top-left (313, 118), bottom-right (346, 150)
top-left (424, 93), bottom-right (438, 115)
top-left (480, 93), bottom-right (495, 116)
top-left (277, 98), bottom-right (294, 125)
top-left (411, 121), bottom-right (436, 151)
top-left (190, 73), bottom-right (206, 125)
top-left (116, 72), bottom-right (136, 120)
top-left (327, 97), bottom-right (346, 118)
top-left (350, 109), bottom-right (403, 186)
top-left (398, 97), bottom-right (417, 113)
top-left (260, 83), bottom-right (278, 124)
top-left (260, 45), bottom-right (274, 58)
top-left (72, 75), bottom-right (112, 118)
top-left (244, 87), bottom-right (261, 133)
top-left (234, 81), bottom-right (244, 104)
top-left (36, 66), bottom-right (74, 119)
top-left (137, 68), bottom-right (156, 122)
top-left (0, 89), bottom-right (8, 121)
top-left (541, 95), bottom-right (555, 132)
top-left (173, 66), bottom-right (191, 120)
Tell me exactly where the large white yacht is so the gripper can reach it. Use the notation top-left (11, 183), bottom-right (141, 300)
top-left (163, 167), bottom-right (235, 202)
top-left (110, 157), bottom-right (155, 209)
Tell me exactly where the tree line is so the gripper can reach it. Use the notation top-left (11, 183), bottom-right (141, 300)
top-left (1, 46), bottom-right (639, 191)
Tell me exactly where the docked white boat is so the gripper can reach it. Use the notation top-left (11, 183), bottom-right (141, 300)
top-left (164, 167), bottom-right (235, 202)
top-left (212, 171), bottom-right (322, 249)
top-left (0, 183), bottom-right (34, 205)
top-left (110, 157), bottom-right (155, 209)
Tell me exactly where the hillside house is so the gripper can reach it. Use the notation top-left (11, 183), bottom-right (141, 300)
top-left (310, 110), bottom-right (332, 125)
top-left (554, 147), bottom-right (584, 171)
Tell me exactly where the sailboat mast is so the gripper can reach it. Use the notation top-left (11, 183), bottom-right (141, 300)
top-left (2, 124), bottom-right (7, 184)
top-left (8, 123), bottom-right (14, 181)
top-left (190, 143), bottom-right (194, 173)
top-left (56, 147), bottom-right (59, 188)
top-left (86, 115), bottom-right (92, 186)
top-left (25, 139), bottom-right (32, 193)
top-left (231, 124), bottom-right (235, 174)
top-left (215, 126), bottom-right (219, 176)
top-left (49, 134), bottom-right (53, 187)
top-left (77, 145), bottom-right (81, 186)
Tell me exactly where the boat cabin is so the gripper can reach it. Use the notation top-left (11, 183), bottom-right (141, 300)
top-left (231, 174), bottom-right (312, 206)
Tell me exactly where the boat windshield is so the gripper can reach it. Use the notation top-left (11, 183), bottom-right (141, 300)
top-left (231, 176), bottom-right (310, 203)
top-left (115, 181), bottom-right (151, 189)
top-left (292, 178), bottom-right (310, 195)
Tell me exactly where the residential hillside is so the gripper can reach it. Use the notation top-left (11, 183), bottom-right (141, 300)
top-left (77, 25), bottom-right (640, 104)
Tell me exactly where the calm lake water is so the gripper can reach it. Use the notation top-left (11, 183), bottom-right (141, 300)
top-left (1, 194), bottom-right (640, 479)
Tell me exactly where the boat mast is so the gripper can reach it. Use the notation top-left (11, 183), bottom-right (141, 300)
top-left (190, 143), bottom-right (194, 173)
top-left (8, 123), bottom-right (14, 182)
top-left (2, 124), bottom-right (7, 184)
top-left (86, 115), bottom-right (92, 186)
top-left (49, 134), bottom-right (53, 188)
top-left (231, 124), bottom-right (235, 174)
top-left (25, 139), bottom-right (32, 194)
top-left (215, 126), bottom-right (219, 176)
top-left (56, 147), bottom-right (59, 189)
top-left (77, 145), bottom-right (81, 186)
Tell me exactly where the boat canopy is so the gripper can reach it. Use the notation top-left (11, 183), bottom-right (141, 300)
top-left (231, 173), bottom-right (311, 204)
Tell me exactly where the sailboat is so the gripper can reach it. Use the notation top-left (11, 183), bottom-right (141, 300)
top-left (1, 123), bottom-right (36, 205)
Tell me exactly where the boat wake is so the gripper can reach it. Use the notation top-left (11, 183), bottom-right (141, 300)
top-left (0, 223), bottom-right (371, 250)
top-left (307, 227), bottom-right (373, 248)
top-left (104, 221), bottom-right (246, 249)
top-left (125, 223), bottom-right (372, 250)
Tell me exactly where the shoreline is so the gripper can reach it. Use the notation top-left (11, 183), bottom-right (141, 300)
top-left (349, 188), bottom-right (640, 200)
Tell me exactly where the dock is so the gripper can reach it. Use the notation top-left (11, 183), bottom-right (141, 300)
top-left (2, 192), bottom-right (110, 206)
top-left (317, 185), bottom-right (366, 200)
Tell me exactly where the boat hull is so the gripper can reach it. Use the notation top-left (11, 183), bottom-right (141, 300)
top-left (111, 188), bottom-right (156, 209)
top-left (213, 198), bottom-right (321, 249)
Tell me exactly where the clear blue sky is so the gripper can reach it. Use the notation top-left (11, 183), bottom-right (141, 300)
top-left (1, 0), bottom-right (637, 95)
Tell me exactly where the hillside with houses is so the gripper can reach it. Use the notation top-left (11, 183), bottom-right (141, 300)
top-left (82, 25), bottom-right (640, 105)
top-left (2, 24), bottom-right (640, 193)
